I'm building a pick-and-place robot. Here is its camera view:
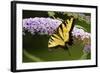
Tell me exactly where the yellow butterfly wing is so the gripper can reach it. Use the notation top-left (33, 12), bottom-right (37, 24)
top-left (48, 17), bottom-right (74, 48)
top-left (61, 18), bottom-right (74, 42)
top-left (48, 34), bottom-right (65, 47)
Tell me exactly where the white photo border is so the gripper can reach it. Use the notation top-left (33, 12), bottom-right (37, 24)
top-left (11, 1), bottom-right (98, 72)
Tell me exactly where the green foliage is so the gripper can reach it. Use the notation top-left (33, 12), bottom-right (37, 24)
top-left (80, 52), bottom-right (91, 59)
top-left (76, 19), bottom-right (91, 32)
top-left (23, 34), bottom-right (84, 62)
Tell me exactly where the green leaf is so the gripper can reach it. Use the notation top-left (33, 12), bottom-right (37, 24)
top-left (23, 50), bottom-right (43, 62)
top-left (48, 11), bottom-right (55, 17)
top-left (80, 52), bottom-right (90, 59)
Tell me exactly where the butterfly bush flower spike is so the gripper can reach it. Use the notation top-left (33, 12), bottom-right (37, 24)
top-left (23, 17), bottom-right (62, 35)
top-left (72, 26), bottom-right (91, 40)
top-left (72, 26), bottom-right (85, 39)
top-left (72, 26), bottom-right (91, 54)
top-left (83, 44), bottom-right (91, 53)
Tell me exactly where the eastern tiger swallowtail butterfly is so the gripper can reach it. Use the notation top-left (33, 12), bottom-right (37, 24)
top-left (48, 17), bottom-right (74, 55)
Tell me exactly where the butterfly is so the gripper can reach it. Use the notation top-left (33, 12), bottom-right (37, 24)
top-left (48, 17), bottom-right (74, 55)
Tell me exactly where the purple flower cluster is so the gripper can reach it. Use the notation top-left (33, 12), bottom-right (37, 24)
top-left (72, 26), bottom-right (91, 40)
top-left (72, 26), bottom-right (91, 53)
top-left (23, 17), bottom-right (62, 35)
top-left (83, 44), bottom-right (91, 53)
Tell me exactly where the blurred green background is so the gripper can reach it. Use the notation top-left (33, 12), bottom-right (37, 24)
top-left (23, 10), bottom-right (91, 62)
